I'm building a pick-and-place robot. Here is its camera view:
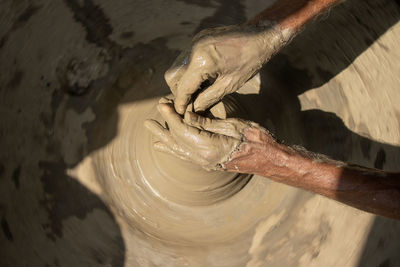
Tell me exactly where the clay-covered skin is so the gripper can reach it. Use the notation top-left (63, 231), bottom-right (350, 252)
top-left (146, 99), bottom-right (400, 220)
top-left (164, 24), bottom-right (292, 114)
top-left (145, 98), bottom-right (256, 170)
top-left (225, 127), bottom-right (400, 220)
top-left (167, 0), bottom-right (344, 116)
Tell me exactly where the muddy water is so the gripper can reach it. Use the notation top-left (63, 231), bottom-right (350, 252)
top-left (1, 0), bottom-right (400, 266)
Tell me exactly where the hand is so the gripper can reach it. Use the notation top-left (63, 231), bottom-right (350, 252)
top-left (165, 25), bottom-right (284, 114)
top-left (144, 98), bottom-right (255, 170)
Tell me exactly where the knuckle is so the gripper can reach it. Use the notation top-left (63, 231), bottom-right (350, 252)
top-left (164, 70), bottom-right (175, 86)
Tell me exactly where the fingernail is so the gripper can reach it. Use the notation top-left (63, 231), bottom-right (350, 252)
top-left (175, 104), bottom-right (184, 115)
top-left (194, 102), bottom-right (205, 112)
top-left (159, 97), bottom-right (172, 104)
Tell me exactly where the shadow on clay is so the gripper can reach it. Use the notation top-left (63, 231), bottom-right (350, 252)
top-left (358, 216), bottom-right (400, 267)
top-left (34, 38), bottom-right (177, 266)
top-left (1, 0), bottom-right (177, 266)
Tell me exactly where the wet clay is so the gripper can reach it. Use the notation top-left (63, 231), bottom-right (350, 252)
top-left (79, 2), bottom-right (400, 262)
top-left (89, 80), bottom-right (300, 246)
top-left (3, 0), bottom-right (400, 266)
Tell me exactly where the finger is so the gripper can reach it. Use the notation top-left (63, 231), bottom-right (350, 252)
top-left (153, 141), bottom-right (189, 161)
top-left (185, 102), bottom-right (194, 113)
top-left (184, 111), bottom-right (213, 130)
top-left (158, 97), bottom-right (173, 104)
top-left (184, 111), bottom-right (242, 139)
top-left (158, 103), bottom-right (211, 145)
top-left (174, 69), bottom-right (205, 114)
top-left (145, 119), bottom-right (195, 156)
top-left (157, 103), bottom-right (189, 133)
top-left (153, 141), bottom-right (174, 153)
top-left (157, 103), bottom-right (236, 168)
top-left (144, 119), bottom-right (173, 144)
top-left (193, 76), bottom-right (240, 112)
top-left (154, 141), bottom-right (209, 166)
top-left (164, 50), bottom-right (191, 94)
top-left (154, 141), bottom-right (200, 163)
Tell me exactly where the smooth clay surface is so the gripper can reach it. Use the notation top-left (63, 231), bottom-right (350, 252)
top-left (1, 0), bottom-right (400, 266)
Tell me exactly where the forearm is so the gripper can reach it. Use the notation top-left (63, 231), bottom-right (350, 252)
top-left (240, 0), bottom-right (344, 72)
top-left (226, 127), bottom-right (400, 220)
top-left (248, 0), bottom-right (343, 32)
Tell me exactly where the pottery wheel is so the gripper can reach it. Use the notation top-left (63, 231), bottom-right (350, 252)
top-left (89, 81), bottom-right (300, 246)
top-left (2, 0), bottom-right (400, 266)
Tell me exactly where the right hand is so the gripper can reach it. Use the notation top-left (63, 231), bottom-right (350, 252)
top-left (165, 25), bottom-right (280, 114)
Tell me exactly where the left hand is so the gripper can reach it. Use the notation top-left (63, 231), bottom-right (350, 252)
top-left (144, 98), bottom-right (252, 170)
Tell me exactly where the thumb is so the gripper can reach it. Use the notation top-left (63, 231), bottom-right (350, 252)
top-left (174, 69), bottom-right (204, 115)
top-left (193, 76), bottom-right (240, 112)
top-left (164, 49), bottom-right (190, 95)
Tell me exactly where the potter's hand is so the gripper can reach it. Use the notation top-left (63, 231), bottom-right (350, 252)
top-left (144, 98), bottom-right (265, 170)
top-left (165, 25), bottom-right (288, 114)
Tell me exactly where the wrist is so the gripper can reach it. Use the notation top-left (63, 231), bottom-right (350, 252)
top-left (224, 125), bottom-right (339, 184)
top-left (224, 125), bottom-right (301, 178)
top-left (248, 0), bottom-right (342, 32)
top-left (243, 22), bottom-right (293, 68)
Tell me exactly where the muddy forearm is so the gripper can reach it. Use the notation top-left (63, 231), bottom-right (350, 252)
top-left (248, 0), bottom-right (343, 32)
top-left (225, 127), bottom-right (400, 220)
top-left (241, 0), bottom-right (344, 72)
